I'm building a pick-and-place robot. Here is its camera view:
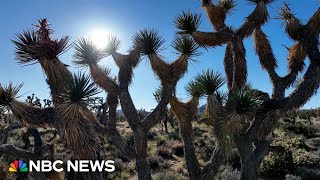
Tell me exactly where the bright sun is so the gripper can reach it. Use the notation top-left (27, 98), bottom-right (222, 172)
top-left (88, 28), bottom-right (110, 49)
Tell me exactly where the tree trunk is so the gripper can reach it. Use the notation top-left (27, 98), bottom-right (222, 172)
top-left (241, 159), bottom-right (259, 180)
top-left (182, 135), bottom-right (201, 180)
top-left (135, 129), bottom-right (152, 180)
top-left (199, 148), bottom-right (224, 180)
top-left (236, 138), bottom-right (260, 180)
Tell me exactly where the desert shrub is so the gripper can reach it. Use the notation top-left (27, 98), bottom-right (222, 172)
top-left (285, 174), bottom-right (301, 180)
top-left (157, 135), bottom-right (167, 146)
top-left (260, 150), bottom-right (294, 177)
top-left (116, 115), bottom-right (126, 122)
top-left (127, 162), bottom-right (136, 173)
top-left (124, 134), bottom-right (135, 148)
top-left (261, 135), bottom-right (319, 178)
top-left (294, 167), bottom-right (320, 180)
top-left (285, 123), bottom-right (320, 138)
top-left (171, 143), bottom-right (184, 156)
top-left (119, 171), bottom-right (130, 179)
top-left (218, 165), bottom-right (240, 180)
top-left (114, 158), bottom-right (124, 171)
top-left (105, 169), bottom-right (130, 180)
top-left (196, 140), bottom-right (214, 162)
top-left (157, 146), bottom-right (172, 159)
top-left (0, 161), bottom-right (16, 180)
top-left (196, 137), bottom-right (206, 147)
top-left (147, 131), bottom-right (158, 140)
top-left (147, 156), bottom-right (160, 170)
top-left (271, 136), bottom-right (317, 167)
top-left (291, 148), bottom-right (315, 167)
top-left (228, 150), bottom-right (241, 170)
top-left (193, 126), bottom-right (205, 137)
top-left (168, 131), bottom-right (180, 140)
top-left (272, 136), bottom-right (306, 150)
top-left (305, 138), bottom-right (320, 150)
top-left (148, 145), bottom-right (158, 156)
top-left (156, 171), bottom-right (187, 180)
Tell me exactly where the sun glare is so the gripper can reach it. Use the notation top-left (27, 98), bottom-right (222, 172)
top-left (88, 28), bottom-right (110, 49)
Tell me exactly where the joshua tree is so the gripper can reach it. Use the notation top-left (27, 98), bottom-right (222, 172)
top-left (0, 19), bottom-right (104, 179)
top-left (0, 0), bottom-right (318, 179)
top-left (0, 17), bottom-right (198, 179)
top-left (171, 0), bottom-right (320, 179)
top-left (171, 70), bottom-right (268, 180)
top-left (72, 29), bottom-right (199, 179)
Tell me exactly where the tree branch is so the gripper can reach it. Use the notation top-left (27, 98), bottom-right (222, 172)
top-left (231, 39), bottom-right (247, 89)
top-left (8, 101), bottom-right (59, 128)
top-left (236, 1), bottom-right (270, 39)
top-left (0, 144), bottom-right (36, 159)
top-left (224, 43), bottom-right (234, 90)
top-left (143, 83), bottom-right (174, 130)
top-left (106, 93), bottom-right (136, 159)
top-left (191, 29), bottom-right (232, 48)
top-left (0, 123), bottom-right (21, 144)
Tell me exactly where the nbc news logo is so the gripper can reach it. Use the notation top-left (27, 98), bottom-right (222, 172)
top-left (8, 159), bottom-right (115, 173)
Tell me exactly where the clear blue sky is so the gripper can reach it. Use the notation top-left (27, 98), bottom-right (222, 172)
top-left (0, 0), bottom-right (319, 110)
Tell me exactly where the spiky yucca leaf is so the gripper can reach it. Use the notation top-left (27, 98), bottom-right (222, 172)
top-left (277, 3), bottom-right (303, 40)
top-left (202, 0), bottom-right (211, 7)
top-left (185, 80), bottom-right (203, 98)
top-left (41, 36), bottom-right (70, 59)
top-left (133, 29), bottom-right (164, 56)
top-left (12, 31), bottom-right (70, 65)
top-left (105, 35), bottom-right (121, 55)
top-left (0, 83), bottom-right (23, 107)
top-left (218, 0), bottom-right (236, 13)
top-left (57, 73), bottom-right (100, 160)
top-left (215, 90), bottom-right (227, 105)
top-left (12, 30), bottom-right (39, 64)
top-left (172, 36), bottom-right (200, 57)
top-left (174, 11), bottom-right (201, 34)
top-left (195, 70), bottom-right (225, 95)
top-left (73, 38), bottom-right (106, 66)
top-left (225, 87), bottom-right (262, 116)
top-left (60, 72), bottom-right (100, 104)
top-left (277, 3), bottom-right (295, 20)
top-left (12, 19), bottom-right (71, 65)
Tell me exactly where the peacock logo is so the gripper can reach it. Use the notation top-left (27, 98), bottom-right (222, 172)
top-left (9, 160), bottom-right (28, 173)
